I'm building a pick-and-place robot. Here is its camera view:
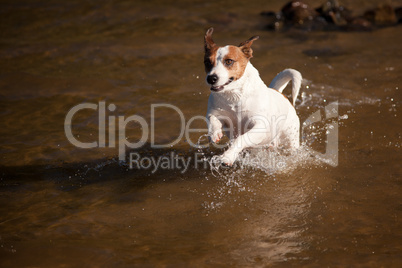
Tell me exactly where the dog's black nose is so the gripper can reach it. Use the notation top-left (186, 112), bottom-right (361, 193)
top-left (207, 74), bottom-right (218, 85)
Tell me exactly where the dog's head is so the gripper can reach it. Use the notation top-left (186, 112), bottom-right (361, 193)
top-left (204, 28), bottom-right (259, 92)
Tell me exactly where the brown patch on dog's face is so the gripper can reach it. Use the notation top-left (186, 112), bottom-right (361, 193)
top-left (204, 46), bottom-right (219, 74)
top-left (222, 46), bottom-right (250, 81)
top-left (204, 27), bottom-right (219, 74)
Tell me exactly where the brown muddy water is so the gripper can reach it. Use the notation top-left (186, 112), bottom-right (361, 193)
top-left (0, 0), bottom-right (401, 267)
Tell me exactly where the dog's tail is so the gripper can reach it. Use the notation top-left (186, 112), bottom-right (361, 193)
top-left (268, 68), bottom-right (302, 106)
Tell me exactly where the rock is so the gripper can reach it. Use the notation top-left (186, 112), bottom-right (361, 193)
top-left (315, 0), bottom-right (352, 26)
top-left (281, 1), bottom-right (317, 25)
top-left (364, 4), bottom-right (397, 26)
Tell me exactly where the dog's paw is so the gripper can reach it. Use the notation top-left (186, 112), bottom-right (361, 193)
top-left (220, 151), bottom-right (237, 167)
top-left (209, 130), bottom-right (223, 143)
top-left (210, 154), bottom-right (233, 168)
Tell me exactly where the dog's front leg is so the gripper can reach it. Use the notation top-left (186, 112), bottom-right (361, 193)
top-left (221, 124), bottom-right (267, 166)
top-left (207, 115), bottom-right (224, 143)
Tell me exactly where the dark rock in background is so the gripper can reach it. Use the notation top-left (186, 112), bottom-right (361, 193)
top-left (364, 4), bottom-right (397, 26)
top-left (261, 0), bottom-right (401, 31)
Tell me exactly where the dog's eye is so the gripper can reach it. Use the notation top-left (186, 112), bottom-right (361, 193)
top-left (224, 59), bottom-right (234, 66)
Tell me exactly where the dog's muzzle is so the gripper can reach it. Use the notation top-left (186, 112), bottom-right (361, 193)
top-left (209, 77), bottom-right (234, 92)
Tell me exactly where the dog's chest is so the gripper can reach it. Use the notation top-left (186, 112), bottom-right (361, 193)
top-left (219, 100), bottom-right (256, 134)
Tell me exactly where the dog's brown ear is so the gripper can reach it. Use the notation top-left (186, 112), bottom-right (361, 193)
top-left (204, 27), bottom-right (216, 52)
top-left (239, 35), bottom-right (259, 59)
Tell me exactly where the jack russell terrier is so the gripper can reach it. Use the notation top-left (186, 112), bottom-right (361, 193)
top-left (204, 28), bottom-right (302, 166)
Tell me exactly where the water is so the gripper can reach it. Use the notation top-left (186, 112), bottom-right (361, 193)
top-left (1, 0), bottom-right (401, 266)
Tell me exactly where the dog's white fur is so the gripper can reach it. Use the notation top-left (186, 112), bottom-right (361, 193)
top-left (204, 28), bottom-right (302, 166)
